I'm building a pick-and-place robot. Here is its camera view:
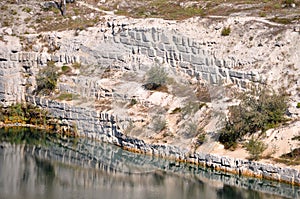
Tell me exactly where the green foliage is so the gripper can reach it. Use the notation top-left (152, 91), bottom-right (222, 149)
top-left (144, 66), bottom-right (167, 90)
top-left (245, 137), bottom-right (268, 160)
top-left (61, 65), bottom-right (72, 75)
top-left (35, 62), bottom-right (59, 95)
top-left (10, 9), bottom-right (17, 15)
top-left (282, 0), bottom-right (295, 6)
top-left (129, 98), bottom-right (138, 106)
top-left (296, 102), bottom-right (300, 108)
top-left (22, 7), bottom-right (32, 13)
top-left (171, 107), bottom-right (182, 114)
top-left (196, 133), bottom-right (206, 145)
top-left (219, 88), bottom-right (288, 149)
top-left (0, 103), bottom-right (49, 125)
top-left (56, 92), bottom-right (79, 101)
top-left (270, 17), bottom-right (292, 24)
top-left (221, 26), bottom-right (231, 36)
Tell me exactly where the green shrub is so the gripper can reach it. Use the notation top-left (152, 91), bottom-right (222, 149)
top-left (221, 26), bottom-right (231, 36)
top-left (171, 107), bottom-right (182, 114)
top-left (56, 92), bottom-right (79, 101)
top-left (219, 88), bottom-right (287, 149)
top-left (245, 137), bottom-right (268, 160)
top-left (296, 102), bottom-right (300, 108)
top-left (144, 66), bottom-right (167, 90)
top-left (22, 7), bottom-right (32, 13)
top-left (61, 65), bottom-right (72, 74)
top-left (196, 133), bottom-right (206, 145)
top-left (35, 62), bottom-right (59, 95)
top-left (282, 0), bottom-right (295, 6)
top-left (129, 98), bottom-right (138, 106)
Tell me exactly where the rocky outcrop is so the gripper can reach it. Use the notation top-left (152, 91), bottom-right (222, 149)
top-left (26, 96), bottom-right (300, 186)
top-left (0, 36), bottom-right (24, 105)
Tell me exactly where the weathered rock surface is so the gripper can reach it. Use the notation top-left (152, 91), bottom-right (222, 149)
top-left (25, 96), bottom-right (300, 186)
top-left (0, 5), bottom-right (300, 186)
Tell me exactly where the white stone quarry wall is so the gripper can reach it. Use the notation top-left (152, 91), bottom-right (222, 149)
top-left (0, 37), bottom-right (26, 105)
top-left (74, 25), bottom-right (262, 87)
top-left (0, 25), bottom-right (263, 106)
top-left (1, 22), bottom-right (298, 186)
top-left (26, 96), bottom-right (300, 186)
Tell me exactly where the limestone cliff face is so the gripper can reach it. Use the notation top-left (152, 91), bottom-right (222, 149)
top-left (1, 12), bottom-right (300, 185)
top-left (0, 36), bottom-right (24, 105)
top-left (1, 16), bottom-right (300, 106)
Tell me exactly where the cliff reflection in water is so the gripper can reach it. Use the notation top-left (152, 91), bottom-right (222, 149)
top-left (0, 128), bottom-right (297, 199)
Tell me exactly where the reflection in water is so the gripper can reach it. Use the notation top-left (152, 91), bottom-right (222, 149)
top-left (0, 128), bottom-right (296, 199)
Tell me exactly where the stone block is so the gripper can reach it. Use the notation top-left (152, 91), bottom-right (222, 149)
top-left (136, 32), bottom-right (142, 41)
top-left (120, 37), bottom-right (130, 45)
top-left (194, 71), bottom-right (201, 80)
top-left (152, 32), bottom-right (159, 42)
top-left (182, 53), bottom-right (190, 62)
top-left (108, 52), bottom-right (117, 60)
top-left (119, 31), bottom-right (128, 37)
top-left (188, 37), bottom-right (193, 47)
top-left (113, 36), bottom-right (120, 43)
top-left (215, 59), bottom-right (222, 67)
top-left (161, 33), bottom-right (170, 44)
top-left (29, 53), bottom-right (37, 61)
top-left (192, 47), bottom-right (198, 54)
top-left (191, 55), bottom-right (204, 65)
top-left (60, 54), bottom-right (66, 63)
top-left (142, 32), bottom-right (150, 42)
top-left (140, 41), bottom-right (151, 48)
top-left (210, 74), bottom-right (217, 84)
top-left (229, 70), bottom-right (244, 79)
top-left (202, 73), bottom-right (209, 82)
top-left (176, 45), bottom-right (186, 53)
top-left (185, 47), bottom-right (192, 54)
top-left (99, 52), bottom-right (109, 59)
top-left (157, 43), bottom-right (165, 51)
top-left (209, 66), bottom-right (217, 74)
top-left (140, 47), bottom-right (148, 55)
top-left (164, 44), bottom-right (174, 51)
top-left (182, 37), bottom-right (188, 46)
top-left (192, 41), bottom-right (199, 48)
top-left (221, 157), bottom-right (234, 167)
top-left (172, 36), bottom-right (182, 45)
top-left (51, 54), bottom-right (60, 62)
top-left (10, 53), bottom-right (18, 61)
top-left (155, 49), bottom-right (164, 58)
top-left (194, 64), bottom-right (202, 72)
top-left (128, 30), bottom-right (135, 39)
top-left (173, 52), bottom-right (180, 61)
top-left (202, 66), bottom-right (209, 72)
top-left (211, 155), bottom-right (221, 164)
top-left (219, 68), bottom-right (227, 77)
top-left (148, 48), bottom-right (156, 57)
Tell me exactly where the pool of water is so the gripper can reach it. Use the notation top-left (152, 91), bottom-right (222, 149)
top-left (0, 128), bottom-right (297, 199)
